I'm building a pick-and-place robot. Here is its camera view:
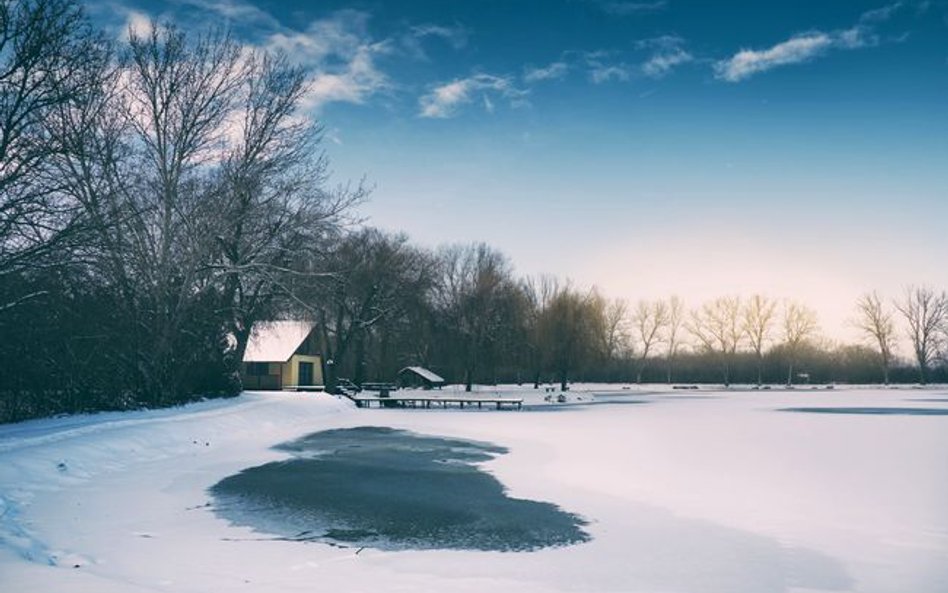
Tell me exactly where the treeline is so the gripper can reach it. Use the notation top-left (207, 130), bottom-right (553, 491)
top-left (306, 233), bottom-right (948, 392)
top-left (1, 2), bottom-right (946, 423)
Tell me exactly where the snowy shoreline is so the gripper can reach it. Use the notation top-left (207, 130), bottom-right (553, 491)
top-left (2, 386), bottom-right (947, 592)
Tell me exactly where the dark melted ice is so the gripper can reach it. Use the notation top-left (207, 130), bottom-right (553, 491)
top-left (210, 426), bottom-right (589, 552)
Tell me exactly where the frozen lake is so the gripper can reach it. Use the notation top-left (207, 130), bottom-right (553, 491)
top-left (1, 385), bottom-right (946, 592)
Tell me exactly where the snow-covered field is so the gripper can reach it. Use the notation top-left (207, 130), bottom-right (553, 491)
top-left (1, 385), bottom-right (946, 592)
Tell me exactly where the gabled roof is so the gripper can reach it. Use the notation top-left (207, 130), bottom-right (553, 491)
top-left (398, 366), bottom-right (445, 383)
top-left (243, 320), bottom-right (315, 363)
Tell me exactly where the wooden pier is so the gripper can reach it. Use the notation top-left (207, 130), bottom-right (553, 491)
top-left (348, 393), bottom-right (523, 411)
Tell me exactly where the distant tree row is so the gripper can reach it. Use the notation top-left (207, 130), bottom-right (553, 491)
top-left (306, 233), bottom-right (948, 392)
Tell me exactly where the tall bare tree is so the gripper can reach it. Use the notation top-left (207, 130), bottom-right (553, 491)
top-left (604, 298), bottom-right (631, 361)
top-left (432, 243), bottom-right (520, 392)
top-left (209, 50), bottom-right (365, 369)
top-left (49, 22), bottom-right (361, 402)
top-left (523, 274), bottom-right (560, 388)
top-left (782, 301), bottom-right (819, 386)
top-left (894, 286), bottom-right (947, 384)
top-left (743, 294), bottom-right (777, 386)
top-left (310, 229), bottom-right (431, 391)
top-left (0, 0), bottom-right (106, 302)
top-left (688, 296), bottom-right (743, 386)
top-left (664, 295), bottom-right (685, 383)
top-left (536, 284), bottom-right (598, 391)
top-left (854, 291), bottom-right (897, 385)
top-left (632, 299), bottom-right (668, 383)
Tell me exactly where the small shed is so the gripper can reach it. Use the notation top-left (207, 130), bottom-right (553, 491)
top-left (241, 321), bottom-right (324, 391)
top-left (397, 366), bottom-right (445, 390)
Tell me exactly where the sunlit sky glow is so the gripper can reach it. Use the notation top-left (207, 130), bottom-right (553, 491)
top-left (86, 0), bottom-right (948, 342)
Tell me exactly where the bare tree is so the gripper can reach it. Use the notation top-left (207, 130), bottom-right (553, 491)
top-left (782, 301), bottom-right (819, 386)
top-left (894, 286), bottom-right (947, 384)
top-left (49, 22), bottom-right (361, 403)
top-left (742, 294), bottom-right (777, 386)
top-left (854, 291), bottom-right (897, 385)
top-left (664, 295), bottom-right (684, 383)
top-left (209, 49), bottom-right (366, 369)
top-left (688, 296), bottom-right (743, 386)
top-left (522, 274), bottom-right (560, 388)
top-left (602, 297), bottom-right (631, 362)
top-left (632, 299), bottom-right (668, 383)
top-left (432, 243), bottom-right (520, 392)
top-left (536, 283), bottom-right (598, 391)
top-left (0, 0), bottom-right (106, 299)
top-left (310, 229), bottom-right (431, 391)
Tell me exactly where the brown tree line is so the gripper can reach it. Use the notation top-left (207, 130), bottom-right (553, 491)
top-left (309, 232), bottom-right (948, 393)
top-left (1, 2), bottom-right (946, 423)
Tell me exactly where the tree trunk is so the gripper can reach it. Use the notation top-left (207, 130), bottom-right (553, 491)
top-left (353, 330), bottom-right (366, 385)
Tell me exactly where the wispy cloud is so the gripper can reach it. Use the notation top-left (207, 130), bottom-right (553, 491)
top-left (523, 61), bottom-right (569, 83)
top-left (301, 44), bottom-right (392, 110)
top-left (589, 64), bottom-right (631, 83)
top-left (121, 9), bottom-right (154, 40)
top-left (409, 23), bottom-right (469, 49)
top-left (265, 10), bottom-right (392, 110)
top-left (419, 74), bottom-right (526, 118)
top-left (179, 0), bottom-right (282, 29)
top-left (594, 0), bottom-right (669, 16)
top-left (714, 33), bottom-right (833, 82)
top-left (581, 52), bottom-right (631, 83)
top-left (642, 48), bottom-right (692, 77)
top-left (109, 1), bottom-right (463, 113)
top-left (636, 36), bottom-right (693, 78)
top-left (714, 3), bottom-right (906, 82)
top-left (400, 22), bottom-right (469, 60)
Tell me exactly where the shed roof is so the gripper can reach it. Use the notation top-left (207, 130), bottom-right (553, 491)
top-left (398, 366), bottom-right (445, 383)
top-left (243, 320), bottom-right (315, 363)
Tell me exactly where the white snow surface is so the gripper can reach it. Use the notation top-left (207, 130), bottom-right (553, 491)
top-left (1, 385), bottom-right (947, 593)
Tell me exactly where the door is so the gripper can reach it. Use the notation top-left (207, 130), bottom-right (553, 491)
top-left (298, 361), bottom-right (314, 386)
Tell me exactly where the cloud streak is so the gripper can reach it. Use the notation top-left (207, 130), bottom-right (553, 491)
top-left (595, 0), bottom-right (668, 16)
top-left (714, 33), bottom-right (834, 82)
top-left (714, 3), bottom-right (905, 82)
top-left (636, 36), bottom-right (693, 78)
top-left (523, 61), bottom-right (569, 83)
top-left (264, 10), bottom-right (393, 110)
top-left (419, 74), bottom-right (526, 118)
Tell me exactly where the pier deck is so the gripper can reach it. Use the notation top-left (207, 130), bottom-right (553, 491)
top-left (349, 394), bottom-right (523, 410)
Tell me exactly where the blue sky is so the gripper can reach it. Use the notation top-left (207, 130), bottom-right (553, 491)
top-left (88, 0), bottom-right (948, 340)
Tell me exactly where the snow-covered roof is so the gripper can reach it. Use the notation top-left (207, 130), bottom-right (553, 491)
top-left (398, 366), bottom-right (445, 383)
top-left (243, 320), bottom-right (315, 363)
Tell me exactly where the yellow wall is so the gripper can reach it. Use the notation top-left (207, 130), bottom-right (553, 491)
top-left (281, 355), bottom-right (324, 387)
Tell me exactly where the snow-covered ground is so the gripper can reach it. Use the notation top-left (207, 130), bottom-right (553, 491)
top-left (1, 385), bottom-right (946, 592)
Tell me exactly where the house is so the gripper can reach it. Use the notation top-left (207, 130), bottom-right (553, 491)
top-left (241, 321), bottom-right (324, 390)
top-left (397, 366), bottom-right (445, 390)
